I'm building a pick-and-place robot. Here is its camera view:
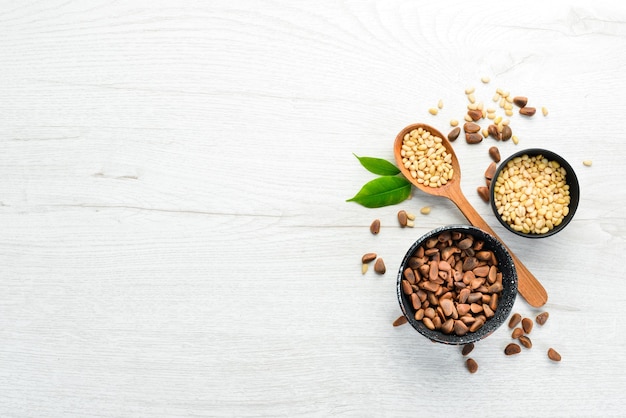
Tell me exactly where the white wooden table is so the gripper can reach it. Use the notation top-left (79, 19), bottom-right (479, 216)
top-left (1, 1), bottom-right (625, 416)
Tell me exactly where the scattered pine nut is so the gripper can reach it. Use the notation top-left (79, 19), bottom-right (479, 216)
top-left (406, 212), bottom-right (416, 221)
top-left (487, 113), bottom-right (496, 120)
top-left (450, 119), bottom-right (459, 127)
top-left (420, 206), bottom-right (431, 215)
top-left (492, 93), bottom-right (501, 102)
top-left (361, 263), bottom-right (368, 274)
top-left (502, 118), bottom-right (510, 126)
top-left (374, 258), bottom-right (386, 274)
top-left (494, 115), bottom-right (502, 125)
top-left (583, 160), bottom-right (592, 167)
top-left (482, 128), bottom-right (489, 138)
top-left (438, 99), bottom-right (444, 109)
top-left (468, 103), bottom-right (478, 110)
top-left (548, 348), bottom-right (562, 362)
top-left (468, 93), bottom-right (476, 104)
top-left (512, 135), bottom-right (519, 145)
top-left (428, 108), bottom-right (438, 115)
top-left (393, 315), bottom-right (408, 327)
top-left (505, 109), bottom-right (513, 117)
top-left (406, 220), bottom-right (415, 228)
top-left (465, 86), bottom-right (475, 94)
top-left (466, 358), bottom-right (478, 373)
top-left (481, 76), bottom-right (490, 83)
top-left (464, 114), bottom-right (473, 122)
top-left (542, 106), bottom-right (549, 116)
top-left (361, 253), bottom-right (377, 263)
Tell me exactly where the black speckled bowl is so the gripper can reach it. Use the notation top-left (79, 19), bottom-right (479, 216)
top-left (397, 225), bottom-right (517, 345)
top-left (489, 148), bottom-right (580, 238)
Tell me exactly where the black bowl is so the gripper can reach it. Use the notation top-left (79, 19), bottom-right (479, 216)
top-left (489, 148), bottom-right (580, 238)
top-left (396, 225), bottom-right (517, 345)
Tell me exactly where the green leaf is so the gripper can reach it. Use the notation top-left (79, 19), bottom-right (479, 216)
top-left (353, 154), bottom-right (400, 176)
top-left (346, 176), bottom-right (411, 208)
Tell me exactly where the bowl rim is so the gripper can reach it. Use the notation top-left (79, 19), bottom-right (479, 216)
top-left (489, 148), bottom-right (580, 238)
top-left (396, 224), bottom-right (518, 345)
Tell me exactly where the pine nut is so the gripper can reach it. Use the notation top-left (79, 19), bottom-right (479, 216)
top-left (522, 317), bottom-right (533, 334)
top-left (370, 219), bottom-right (380, 234)
top-left (448, 127), bottom-right (461, 142)
top-left (481, 76), bottom-right (490, 83)
top-left (536, 311), bottom-right (549, 325)
top-left (519, 107), bottom-right (536, 116)
top-left (438, 99), bottom-right (444, 109)
top-left (548, 348), bottom-right (562, 362)
top-left (462, 343), bottom-right (475, 356)
top-left (393, 316), bottom-right (408, 327)
top-left (361, 263), bottom-right (368, 274)
top-left (512, 135), bottom-right (519, 145)
top-left (542, 106), bottom-right (548, 116)
top-left (508, 313), bottom-right (521, 328)
top-left (465, 87), bottom-right (475, 94)
top-left (518, 335), bottom-right (532, 349)
top-left (492, 93), bottom-right (500, 102)
top-left (429, 108), bottom-right (438, 115)
top-left (513, 96), bottom-right (528, 107)
top-left (398, 210), bottom-right (408, 227)
top-left (468, 93), bottom-right (476, 104)
top-left (450, 119), bottom-right (459, 127)
top-left (420, 206), bottom-right (431, 215)
top-left (374, 258), bottom-right (386, 274)
top-left (362, 253), bottom-right (377, 263)
top-left (464, 114), bottom-right (473, 122)
top-left (505, 343), bottom-right (521, 355)
top-left (583, 160), bottom-right (592, 167)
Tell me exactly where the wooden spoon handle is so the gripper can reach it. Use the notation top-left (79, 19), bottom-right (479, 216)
top-left (447, 188), bottom-right (548, 307)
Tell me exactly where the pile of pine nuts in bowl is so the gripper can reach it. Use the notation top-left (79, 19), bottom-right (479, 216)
top-left (489, 148), bottom-right (580, 238)
top-left (396, 225), bottom-right (518, 345)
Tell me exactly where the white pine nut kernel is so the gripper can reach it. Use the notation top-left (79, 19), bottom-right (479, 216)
top-left (481, 76), bottom-right (490, 83)
top-left (583, 160), bottom-right (592, 166)
top-left (429, 108), bottom-right (438, 115)
top-left (542, 106), bottom-right (549, 116)
top-left (465, 87), bottom-right (475, 94)
top-left (450, 119), bottom-right (459, 127)
top-left (438, 99), bottom-right (444, 109)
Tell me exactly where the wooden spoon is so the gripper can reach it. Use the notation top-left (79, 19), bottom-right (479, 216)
top-left (394, 123), bottom-right (548, 307)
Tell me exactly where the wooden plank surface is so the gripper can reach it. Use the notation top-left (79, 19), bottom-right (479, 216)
top-left (1, 1), bottom-right (625, 416)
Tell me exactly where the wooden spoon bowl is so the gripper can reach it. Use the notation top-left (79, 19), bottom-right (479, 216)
top-left (393, 123), bottom-right (548, 307)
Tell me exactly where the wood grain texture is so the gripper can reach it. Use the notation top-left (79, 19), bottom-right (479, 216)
top-left (1, 0), bottom-right (626, 416)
